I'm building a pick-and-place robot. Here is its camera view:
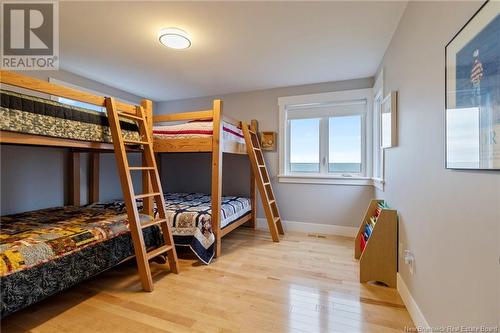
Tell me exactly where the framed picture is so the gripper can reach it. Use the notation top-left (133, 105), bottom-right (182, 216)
top-left (445, 1), bottom-right (500, 170)
top-left (260, 131), bottom-right (276, 151)
top-left (381, 91), bottom-right (398, 149)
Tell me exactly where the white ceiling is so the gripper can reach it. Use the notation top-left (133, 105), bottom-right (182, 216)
top-left (60, 1), bottom-right (407, 102)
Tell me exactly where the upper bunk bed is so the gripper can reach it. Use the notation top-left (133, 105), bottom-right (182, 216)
top-left (0, 70), bottom-right (151, 151)
top-left (151, 100), bottom-right (250, 154)
top-left (149, 100), bottom-right (284, 258)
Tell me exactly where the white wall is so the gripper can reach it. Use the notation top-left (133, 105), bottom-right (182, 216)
top-left (376, 1), bottom-right (499, 327)
top-left (157, 78), bottom-right (375, 227)
top-left (0, 70), bottom-right (144, 215)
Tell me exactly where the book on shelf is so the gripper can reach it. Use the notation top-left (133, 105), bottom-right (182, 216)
top-left (360, 235), bottom-right (367, 252)
top-left (365, 223), bottom-right (373, 238)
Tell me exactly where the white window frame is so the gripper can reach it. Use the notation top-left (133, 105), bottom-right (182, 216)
top-left (372, 70), bottom-right (385, 190)
top-left (278, 88), bottom-right (373, 186)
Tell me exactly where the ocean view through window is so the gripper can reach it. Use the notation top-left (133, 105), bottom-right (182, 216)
top-left (279, 89), bottom-right (372, 185)
top-left (290, 118), bottom-right (320, 172)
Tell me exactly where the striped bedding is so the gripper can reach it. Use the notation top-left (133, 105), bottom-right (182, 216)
top-left (153, 120), bottom-right (245, 144)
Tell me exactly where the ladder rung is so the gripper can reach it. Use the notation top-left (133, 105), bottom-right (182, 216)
top-left (273, 217), bottom-right (280, 224)
top-left (257, 164), bottom-right (265, 167)
top-left (124, 139), bottom-right (149, 145)
top-left (135, 192), bottom-right (161, 199)
top-left (269, 199), bottom-right (275, 205)
top-left (129, 166), bottom-right (155, 171)
top-left (117, 111), bottom-right (143, 121)
top-left (249, 130), bottom-right (257, 135)
top-left (263, 182), bottom-right (270, 185)
top-left (147, 244), bottom-right (173, 260)
top-left (253, 147), bottom-right (261, 151)
top-left (142, 218), bottom-right (168, 229)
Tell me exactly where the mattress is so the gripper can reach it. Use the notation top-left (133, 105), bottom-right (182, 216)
top-left (0, 89), bottom-right (140, 143)
top-left (153, 120), bottom-right (245, 144)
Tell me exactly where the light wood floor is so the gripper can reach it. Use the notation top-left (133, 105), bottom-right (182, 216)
top-left (1, 228), bottom-right (414, 333)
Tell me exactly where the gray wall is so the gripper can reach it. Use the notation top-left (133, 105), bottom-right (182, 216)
top-left (157, 78), bottom-right (375, 227)
top-left (376, 1), bottom-right (499, 327)
top-left (1, 70), bottom-right (144, 215)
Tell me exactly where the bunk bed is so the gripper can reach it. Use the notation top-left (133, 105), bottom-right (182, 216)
top-left (0, 71), bottom-right (170, 316)
top-left (150, 100), bottom-right (283, 259)
top-left (0, 70), bottom-right (283, 315)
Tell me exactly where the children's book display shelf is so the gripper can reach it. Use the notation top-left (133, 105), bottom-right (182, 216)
top-left (354, 199), bottom-right (398, 288)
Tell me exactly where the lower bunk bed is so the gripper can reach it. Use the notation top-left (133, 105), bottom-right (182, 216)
top-left (0, 192), bottom-right (251, 317)
top-left (94, 192), bottom-right (251, 264)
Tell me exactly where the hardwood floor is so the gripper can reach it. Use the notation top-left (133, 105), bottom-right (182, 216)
top-left (1, 228), bottom-right (414, 333)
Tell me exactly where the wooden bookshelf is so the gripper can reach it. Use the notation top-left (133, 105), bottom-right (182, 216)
top-left (355, 199), bottom-right (398, 288)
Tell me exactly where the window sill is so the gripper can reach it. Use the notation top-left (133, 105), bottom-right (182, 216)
top-left (372, 177), bottom-right (385, 191)
top-left (278, 174), bottom-right (374, 186)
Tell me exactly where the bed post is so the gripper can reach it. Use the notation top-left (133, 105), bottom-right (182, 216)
top-left (248, 120), bottom-right (258, 228)
top-left (89, 152), bottom-right (100, 203)
top-left (68, 150), bottom-right (80, 206)
top-left (141, 99), bottom-right (154, 217)
top-left (211, 100), bottom-right (223, 257)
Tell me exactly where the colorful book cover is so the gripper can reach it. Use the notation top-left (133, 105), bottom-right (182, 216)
top-left (365, 223), bottom-right (373, 238)
top-left (360, 235), bottom-right (366, 252)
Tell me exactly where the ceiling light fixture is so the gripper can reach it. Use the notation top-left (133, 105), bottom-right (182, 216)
top-left (159, 28), bottom-right (191, 50)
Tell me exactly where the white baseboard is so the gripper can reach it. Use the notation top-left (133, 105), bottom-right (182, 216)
top-left (397, 273), bottom-right (430, 330)
top-left (255, 218), bottom-right (357, 238)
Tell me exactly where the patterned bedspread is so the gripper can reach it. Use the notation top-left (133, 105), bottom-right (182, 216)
top-left (0, 89), bottom-right (140, 142)
top-left (0, 206), bottom-right (135, 277)
top-left (0, 206), bottom-right (162, 317)
top-left (165, 193), bottom-right (251, 264)
top-left (96, 193), bottom-right (252, 264)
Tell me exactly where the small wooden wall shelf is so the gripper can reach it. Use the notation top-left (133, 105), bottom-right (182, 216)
top-left (355, 199), bottom-right (398, 288)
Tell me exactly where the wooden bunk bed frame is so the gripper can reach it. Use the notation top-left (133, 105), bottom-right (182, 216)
top-left (1, 70), bottom-right (183, 291)
top-left (1, 70), bottom-right (282, 261)
top-left (0, 70), bottom-right (152, 208)
top-left (152, 102), bottom-right (259, 257)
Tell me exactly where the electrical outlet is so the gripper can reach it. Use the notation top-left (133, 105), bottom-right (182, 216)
top-left (404, 250), bottom-right (415, 275)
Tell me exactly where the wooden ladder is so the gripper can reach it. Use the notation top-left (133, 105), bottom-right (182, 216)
top-left (242, 123), bottom-right (284, 242)
top-left (105, 97), bottom-right (179, 292)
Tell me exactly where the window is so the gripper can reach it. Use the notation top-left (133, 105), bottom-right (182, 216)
top-left (289, 118), bottom-right (320, 172)
top-left (329, 115), bottom-right (362, 174)
top-left (49, 78), bottom-right (135, 112)
top-left (278, 89), bottom-right (373, 185)
top-left (57, 96), bottom-right (104, 112)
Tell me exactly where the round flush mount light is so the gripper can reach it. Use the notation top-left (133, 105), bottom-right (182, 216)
top-left (159, 28), bottom-right (191, 50)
